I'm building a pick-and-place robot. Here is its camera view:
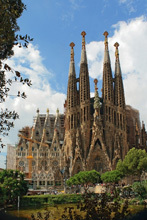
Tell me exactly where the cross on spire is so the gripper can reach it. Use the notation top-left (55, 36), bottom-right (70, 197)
top-left (94, 78), bottom-right (98, 91)
top-left (70, 42), bottom-right (75, 48)
top-left (70, 42), bottom-right (75, 61)
top-left (103, 31), bottom-right (109, 49)
top-left (114, 42), bottom-right (119, 60)
top-left (81, 31), bottom-right (86, 48)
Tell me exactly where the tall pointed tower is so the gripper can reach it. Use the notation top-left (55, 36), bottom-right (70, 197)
top-left (102, 31), bottom-right (114, 105)
top-left (114, 42), bottom-right (125, 109)
top-left (102, 31), bottom-right (115, 161)
top-left (66, 42), bottom-right (77, 130)
top-left (63, 42), bottom-right (78, 177)
top-left (79, 31), bottom-right (91, 160)
top-left (113, 42), bottom-right (128, 160)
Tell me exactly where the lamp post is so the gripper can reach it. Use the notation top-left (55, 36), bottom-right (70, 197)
top-left (17, 174), bottom-right (20, 209)
top-left (60, 167), bottom-right (68, 193)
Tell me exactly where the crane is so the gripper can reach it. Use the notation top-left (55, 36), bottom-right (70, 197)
top-left (18, 132), bottom-right (48, 181)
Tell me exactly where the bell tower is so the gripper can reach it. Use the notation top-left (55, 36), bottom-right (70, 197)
top-left (79, 31), bottom-right (91, 160)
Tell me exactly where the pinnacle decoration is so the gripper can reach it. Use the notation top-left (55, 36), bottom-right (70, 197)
top-left (93, 79), bottom-right (100, 110)
top-left (70, 42), bottom-right (75, 61)
top-left (114, 42), bottom-right (119, 60)
top-left (103, 31), bottom-right (109, 49)
top-left (81, 31), bottom-right (86, 48)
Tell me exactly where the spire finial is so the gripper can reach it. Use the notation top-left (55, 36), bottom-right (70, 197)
top-left (103, 31), bottom-right (109, 49)
top-left (93, 79), bottom-right (100, 111)
top-left (114, 42), bottom-right (119, 60)
top-left (81, 31), bottom-right (86, 48)
top-left (70, 42), bottom-right (75, 61)
top-left (56, 108), bottom-right (59, 115)
top-left (94, 78), bottom-right (98, 91)
top-left (47, 108), bottom-right (49, 114)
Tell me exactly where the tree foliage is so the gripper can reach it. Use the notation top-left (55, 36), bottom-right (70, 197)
top-left (31, 193), bottom-right (130, 220)
top-left (66, 170), bottom-right (101, 187)
top-left (0, 0), bottom-right (33, 60)
top-left (0, 0), bottom-right (33, 148)
top-left (101, 170), bottom-right (123, 183)
top-left (0, 169), bottom-right (28, 205)
top-left (132, 181), bottom-right (147, 199)
top-left (116, 148), bottom-right (147, 178)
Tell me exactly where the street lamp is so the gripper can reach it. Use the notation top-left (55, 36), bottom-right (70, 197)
top-left (60, 167), bottom-right (68, 193)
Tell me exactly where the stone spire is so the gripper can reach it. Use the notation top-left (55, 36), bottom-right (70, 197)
top-left (69, 42), bottom-right (76, 77)
top-left (103, 31), bottom-right (111, 64)
top-left (102, 31), bottom-right (114, 103)
top-left (80, 31), bottom-right (87, 64)
top-left (94, 79), bottom-right (100, 110)
top-left (79, 31), bottom-right (90, 104)
top-left (114, 42), bottom-right (121, 76)
top-left (67, 42), bottom-right (77, 110)
top-left (79, 31), bottom-right (91, 160)
top-left (114, 42), bottom-right (125, 108)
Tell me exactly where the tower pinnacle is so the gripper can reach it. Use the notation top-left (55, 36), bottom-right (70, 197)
top-left (70, 42), bottom-right (75, 61)
top-left (94, 78), bottom-right (98, 91)
top-left (114, 42), bottom-right (119, 60)
top-left (80, 31), bottom-right (87, 64)
top-left (94, 79), bottom-right (100, 111)
top-left (81, 31), bottom-right (86, 48)
top-left (103, 31), bottom-right (109, 49)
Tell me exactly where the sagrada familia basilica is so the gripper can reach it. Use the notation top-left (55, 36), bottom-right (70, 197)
top-left (8, 31), bottom-right (147, 189)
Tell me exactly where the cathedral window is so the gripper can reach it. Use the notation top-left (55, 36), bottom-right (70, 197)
top-left (47, 181), bottom-right (53, 186)
top-left (33, 152), bottom-right (37, 157)
top-left (36, 131), bottom-right (39, 136)
top-left (68, 116), bottom-right (70, 129)
top-left (71, 114), bottom-right (73, 129)
top-left (117, 113), bottom-right (119, 128)
top-left (19, 161), bottom-right (24, 167)
top-left (76, 157), bottom-right (81, 162)
top-left (74, 114), bottom-right (76, 128)
top-left (46, 131), bottom-right (49, 136)
top-left (109, 107), bottom-right (111, 122)
top-left (87, 106), bottom-right (89, 120)
top-left (114, 111), bottom-right (116, 126)
top-left (21, 147), bottom-right (23, 151)
top-left (120, 114), bottom-right (122, 129)
top-left (39, 181), bottom-right (45, 186)
top-left (52, 160), bottom-right (58, 167)
top-left (32, 161), bottom-right (36, 166)
top-left (77, 112), bottom-right (80, 127)
top-left (84, 107), bottom-right (86, 122)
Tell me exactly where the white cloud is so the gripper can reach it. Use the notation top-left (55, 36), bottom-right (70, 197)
top-left (87, 16), bottom-right (147, 126)
top-left (0, 44), bottom-right (66, 152)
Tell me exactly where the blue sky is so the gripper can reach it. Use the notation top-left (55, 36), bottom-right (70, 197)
top-left (1, 0), bottom-right (147, 168)
top-left (17, 0), bottom-right (147, 94)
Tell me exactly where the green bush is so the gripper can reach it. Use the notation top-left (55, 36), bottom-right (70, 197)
top-left (132, 182), bottom-right (147, 199)
top-left (21, 194), bottom-right (82, 207)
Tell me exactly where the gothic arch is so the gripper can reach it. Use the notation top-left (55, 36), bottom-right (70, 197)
top-left (94, 138), bottom-right (102, 150)
top-left (72, 156), bottom-right (83, 175)
top-left (112, 156), bottom-right (120, 169)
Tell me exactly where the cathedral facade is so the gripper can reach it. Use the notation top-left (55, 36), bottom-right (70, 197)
top-left (14, 31), bottom-right (147, 189)
top-left (63, 31), bottom-right (147, 177)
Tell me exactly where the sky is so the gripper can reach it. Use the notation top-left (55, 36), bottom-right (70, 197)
top-left (1, 0), bottom-right (147, 168)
